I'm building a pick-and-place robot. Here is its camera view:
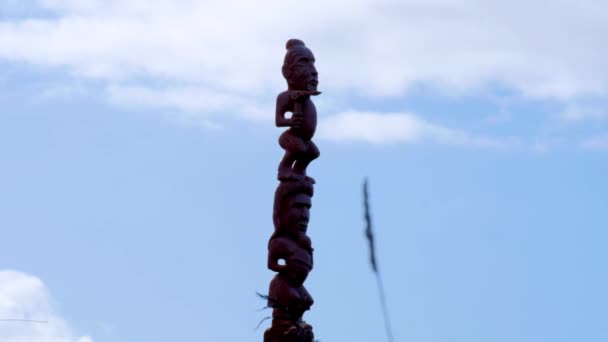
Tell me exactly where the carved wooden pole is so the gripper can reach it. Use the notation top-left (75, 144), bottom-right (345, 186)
top-left (264, 39), bottom-right (320, 342)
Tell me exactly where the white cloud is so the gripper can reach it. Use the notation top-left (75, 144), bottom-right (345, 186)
top-left (1, 0), bottom-right (607, 146)
top-left (318, 110), bottom-right (507, 147)
top-left (40, 84), bottom-right (87, 100)
top-left (107, 85), bottom-right (242, 113)
top-left (0, 270), bottom-right (92, 342)
top-left (581, 134), bottom-right (608, 150)
top-left (560, 105), bottom-right (608, 122)
top-left (106, 84), bottom-right (273, 123)
top-left (0, 0), bottom-right (606, 100)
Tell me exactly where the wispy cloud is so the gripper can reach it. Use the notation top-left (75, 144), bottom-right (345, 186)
top-left (1, 0), bottom-right (607, 148)
top-left (1, 0), bottom-right (607, 99)
top-left (581, 134), bottom-right (608, 150)
top-left (0, 269), bottom-right (92, 342)
top-left (40, 83), bottom-right (87, 100)
top-left (107, 85), bottom-right (242, 113)
top-left (560, 105), bottom-right (608, 122)
top-left (106, 84), bottom-right (273, 123)
top-left (318, 111), bottom-right (509, 148)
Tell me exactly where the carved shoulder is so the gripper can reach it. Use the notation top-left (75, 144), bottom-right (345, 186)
top-left (275, 91), bottom-right (294, 127)
top-left (276, 91), bottom-right (291, 109)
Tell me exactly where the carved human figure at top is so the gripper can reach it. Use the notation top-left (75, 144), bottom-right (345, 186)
top-left (276, 39), bottom-right (320, 183)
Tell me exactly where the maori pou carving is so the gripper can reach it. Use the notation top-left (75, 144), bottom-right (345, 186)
top-left (264, 39), bottom-right (320, 342)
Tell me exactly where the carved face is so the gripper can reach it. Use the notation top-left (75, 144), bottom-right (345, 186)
top-left (280, 193), bottom-right (311, 234)
top-left (285, 48), bottom-right (318, 91)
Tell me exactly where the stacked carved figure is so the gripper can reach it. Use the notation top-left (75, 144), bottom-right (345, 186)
top-left (264, 39), bottom-right (320, 342)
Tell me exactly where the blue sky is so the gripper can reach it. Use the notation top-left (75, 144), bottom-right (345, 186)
top-left (1, 1), bottom-right (607, 342)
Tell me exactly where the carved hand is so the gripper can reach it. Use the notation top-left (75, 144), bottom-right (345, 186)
top-left (291, 112), bottom-right (304, 128)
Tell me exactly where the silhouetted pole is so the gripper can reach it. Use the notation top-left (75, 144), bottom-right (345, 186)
top-left (264, 39), bottom-right (321, 342)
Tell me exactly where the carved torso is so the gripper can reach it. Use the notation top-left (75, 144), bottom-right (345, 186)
top-left (268, 235), bottom-right (313, 273)
top-left (276, 91), bottom-right (317, 141)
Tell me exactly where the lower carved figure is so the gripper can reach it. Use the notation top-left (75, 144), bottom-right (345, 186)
top-left (267, 272), bottom-right (313, 320)
top-left (267, 235), bottom-right (314, 320)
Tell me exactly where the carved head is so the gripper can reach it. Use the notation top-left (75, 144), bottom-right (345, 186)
top-left (273, 180), bottom-right (314, 235)
top-left (282, 39), bottom-right (318, 91)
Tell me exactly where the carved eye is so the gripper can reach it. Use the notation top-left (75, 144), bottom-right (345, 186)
top-left (293, 203), bottom-right (310, 209)
top-left (278, 259), bottom-right (286, 266)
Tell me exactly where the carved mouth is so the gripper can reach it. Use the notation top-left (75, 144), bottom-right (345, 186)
top-left (307, 80), bottom-right (318, 91)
